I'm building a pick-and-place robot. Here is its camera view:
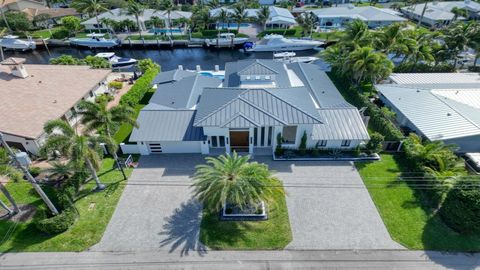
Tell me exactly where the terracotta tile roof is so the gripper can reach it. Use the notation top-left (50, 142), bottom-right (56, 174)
top-left (22, 7), bottom-right (79, 19)
top-left (1, 57), bottom-right (26, 65)
top-left (0, 65), bottom-right (111, 139)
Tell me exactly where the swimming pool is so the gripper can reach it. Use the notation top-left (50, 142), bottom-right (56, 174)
top-left (216, 23), bottom-right (250, 29)
top-left (199, 71), bottom-right (225, 80)
top-left (148, 28), bottom-right (183, 34)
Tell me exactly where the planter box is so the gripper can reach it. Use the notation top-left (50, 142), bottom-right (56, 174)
top-left (220, 201), bottom-right (267, 221)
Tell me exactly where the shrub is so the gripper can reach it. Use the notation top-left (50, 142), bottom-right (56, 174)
top-left (137, 59), bottom-right (160, 74)
top-left (119, 67), bottom-right (160, 107)
top-left (298, 131), bottom-right (307, 156)
top-left (84, 56), bottom-right (111, 69)
top-left (28, 166), bottom-right (41, 177)
top-left (108, 81), bottom-right (123, 90)
top-left (275, 133), bottom-right (284, 156)
top-left (365, 132), bottom-right (384, 154)
top-left (393, 63), bottom-right (455, 73)
top-left (468, 66), bottom-right (480, 72)
top-left (51, 28), bottom-right (70, 39)
top-left (439, 179), bottom-right (480, 234)
top-left (258, 29), bottom-right (297, 37)
top-left (35, 208), bottom-right (77, 235)
top-left (95, 94), bottom-right (114, 104)
top-left (201, 29), bottom-right (239, 38)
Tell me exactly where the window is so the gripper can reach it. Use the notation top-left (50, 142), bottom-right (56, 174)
top-left (318, 140), bottom-right (327, 147)
top-left (246, 75), bottom-right (251, 80)
top-left (267, 127), bottom-right (272, 146)
top-left (253, 127), bottom-right (258, 146)
top-left (219, 136), bottom-right (225, 147)
top-left (261, 127), bottom-right (265, 146)
top-left (255, 75), bottom-right (261, 80)
top-left (211, 136), bottom-right (218, 147)
top-left (265, 75), bottom-right (270, 80)
top-left (282, 126), bottom-right (297, 144)
top-left (341, 140), bottom-right (351, 147)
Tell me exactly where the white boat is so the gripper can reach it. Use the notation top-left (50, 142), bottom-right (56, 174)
top-left (70, 33), bottom-right (120, 48)
top-left (95, 52), bottom-right (137, 69)
top-left (273, 51), bottom-right (319, 63)
top-left (243, 34), bottom-right (323, 52)
top-left (205, 33), bottom-right (249, 47)
top-left (0, 35), bottom-right (36, 50)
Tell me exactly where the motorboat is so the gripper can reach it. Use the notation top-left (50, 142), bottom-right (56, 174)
top-left (69, 33), bottom-right (120, 48)
top-left (205, 33), bottom-right (249, 47)
top-left (273, 51), bottom-right (319, 63)
top-left (95, 52), bottom-right (137, 69)
top-left (243, 34), bottom-right (323, 52)
top-left (0, 35), bottom-right (36, 50)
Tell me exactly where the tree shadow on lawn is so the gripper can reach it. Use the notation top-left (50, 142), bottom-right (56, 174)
top-left (158, 199), bottom-right (207, 257)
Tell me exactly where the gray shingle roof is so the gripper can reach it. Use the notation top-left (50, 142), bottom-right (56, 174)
top-left (313, 107), bottom-right (370, 140)
top-left (224, 59), bottom-right (291, 87)
top-left (194, 87), bottom-right (322, 128)
top-left (310, 6), bottom-right (405, 22)
top-left (151, 69), bottom-right (196, 85)
top-left (149, 74), bottom-right (221, 109)
top-left (129, 110), bottom-right (204, 142)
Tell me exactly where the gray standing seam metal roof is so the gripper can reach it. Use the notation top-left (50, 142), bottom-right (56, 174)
top-left (237, 62), bottom-right (279, 76)
top-left (129, 110), bottom-right (204, 142)
top-left (151, 69), bottom-right (196, 85)
top-left (224, 59), bottom-right (291, 88)
top-left (389, 73), bottom-right (480, 85)
top-left (194, 87), bottom-right (323, 128)
top-left (149, 74), bottom-right (222, 109)
top-left (313, 108), bottom-right (370, 140)
top-left (310, 6), bottom-right (406, 22)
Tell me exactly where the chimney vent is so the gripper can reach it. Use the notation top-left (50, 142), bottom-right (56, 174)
top-left (1, 57), bottom-right (28, 78)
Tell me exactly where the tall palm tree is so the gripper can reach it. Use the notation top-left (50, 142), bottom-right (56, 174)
top-left (442, 22), bottom-right (473, 69)
top-left (207, 0), bottom-right (220, 9)
top-left (257, 6), bottom-right (270, 31)
top-left (71, 0), bottom-right (109, 32)
top-left (149, 15), bottom-right (164, 30)
top-left (403, 29), bottom-right (434, 69)
top-left (0, 0), bottom-right (11, 32)
top-left (100, 18), bottom-right (117, 36)
top-left (217, 8), bottom-right (229, 31)
top-left (344, 47), bottom-right (394, 86)
top-left (43, 161), bottom-right (75, 184)
top-left (124, 0), bottom-right (145, 38)
top-left (341, 19), bottom-right (371, 50)
top-left (296, 12), bottom-right (316, 37)
top-left (374, 23), bottom-right (410, 56)
top-left (468, 22), bottom-right (480, 67)
top-left (41, 120), bottom-right (106, 190)
top-left (77, 101), bottom-right (138, 180)
top-left (160, 0), bottom-right (175, 37)
top-left (232, 4), bottom-right (247, 34)
top-left (320, 45), bottom-right (346, 72)
top-left (192, 152), bottom-right (284, 212)
top-left (0, 148), bottom-right (20, 215)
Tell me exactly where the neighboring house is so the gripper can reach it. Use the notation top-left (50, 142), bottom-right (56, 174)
top-left (0, 58), bottom-right (111, 155)
top-left (401, 0), bottom-right (480, 28)
top-left (376, 73), bottom-right (480, 153)
top-left (23, 8), bottom-right (81, 27)
top-left (210, 6), bottom-right (296, 28)
top-left (129, 60), bottom-right (369, 155)
top-left (80, 8), bottom-right (192, 31)
top-left (310, 5), bottom-right (406, 29)
top-left (0, 0), bottom-right (45, 12)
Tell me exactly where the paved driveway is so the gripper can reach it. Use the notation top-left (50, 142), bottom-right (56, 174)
top-left (93, 155), bottom-right (402, 253)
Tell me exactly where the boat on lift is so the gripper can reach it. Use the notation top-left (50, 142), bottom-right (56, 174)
top-left (244, 34), bottom-right (323, 52)
top-left (0, 35), bottom-right (36, 50)
top-left (205, 33), bottom-right (249, 47)
top-left (273, 51), bottom-right (319, 63)
top-left (95, 52), bottom-right (137, 69)
top-left (69, 33), bottom-right (120, 48)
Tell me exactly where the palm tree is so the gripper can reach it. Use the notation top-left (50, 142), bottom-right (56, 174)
top-left (320, 46), bottom-right (346, 72)
top-left (233, 4), bottom-right (248, 34)
top-left (0, 148), bottom-right (20, 215)
top-left (375, 23), bottom-right (410, 55)
top-left (403, 29), bottom-right (434, 69)
top-left (207, 0), bottom-right (220, 9)
top-left (192, 152), bottom-right (284, 212)
top-left (468, 22), bottom-right (480, 67)
top-left (77, 101), bottom-right (138, 180)
top-left (341, 19), bottom-right (372, 50)
top-left (344, 47), bottom-right (394, 86)
top-left (442, 22), bottom-right (473, 69)
top-left (296, 12), bottom-right (316, 37)
top-left (43, 161), bottom-right (75, 184)
top-left (451, 7), bottom-right (468, 21)
top-left (0, 0), bottom-right (12, 32)
top-left (71, 0), bottom-right (109, 32)
top-left (149, 15), bottom-right (164, 30)
top-left (41, 120), bottom-right (106, 190)
top-left (160, 0), bottom-right (175, 37)
top-left (100, 18), bottom-right (117, 36)
top-left (257, 6), bottom-right (270, 31)
top-left (217, 8), bottom-right (229, 31)
top-left (124, 0), bottom-right (145, 39)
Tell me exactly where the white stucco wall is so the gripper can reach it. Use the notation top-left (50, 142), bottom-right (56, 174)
top-left (1, 133), bottom-right (41, 155)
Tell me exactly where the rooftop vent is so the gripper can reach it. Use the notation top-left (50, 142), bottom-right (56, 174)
top-left (1, 57), bottom-right (28, 78)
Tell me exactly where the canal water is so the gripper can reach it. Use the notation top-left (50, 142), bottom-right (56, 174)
top-left (2, 47), bottom-right (325, 71)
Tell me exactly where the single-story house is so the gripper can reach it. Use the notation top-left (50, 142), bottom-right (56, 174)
top-left (128, 60), bottom-right (369, 155)
top-left (81, 8), bottom-right (192, 31)
top-left (0, 0), bottom-right (45, 13)
top-left (310, 5), bottom-right (406, 29)
top-left (0, 58), bottom-right (111, 155)
top-left (23, 7), bottom-right (82, 27)
top-left (401, 0), bottom-right (480, 28)
top-left (210, 6), bottom-right (296, 28)
top-left (376, 73), bottom-right (480, 153)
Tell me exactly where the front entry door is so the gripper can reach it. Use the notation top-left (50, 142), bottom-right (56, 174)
top-left (229, 131), bottom-right (249, 152)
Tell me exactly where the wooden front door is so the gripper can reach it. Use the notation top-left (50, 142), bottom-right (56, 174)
top-left (229, 131), bottom-right (249, 151)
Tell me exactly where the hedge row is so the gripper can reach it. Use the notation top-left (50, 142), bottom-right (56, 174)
top-left (393, 63), bottom-right (455, 73)
top-left (329, 72), bottom-right (404, 141)
top-left (119, 67), bottom-right (160, 108)
top-left (201, 29), bottom-right (239, 38)
top-left (258, 29), bottom-right (297, 37)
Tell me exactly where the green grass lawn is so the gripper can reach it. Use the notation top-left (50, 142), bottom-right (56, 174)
top-left (356, 154), bottom-right (480, 251)
top-left (30, 27), bottom-right (61, 39)
top-left (0, 157), bottom-right (135, 252)
top-left (127, 35), bottom-right (189, 41)
top-left (199, 179), bottom-right (292, 250)
top-left (312, 31), bottom-right (344, 41)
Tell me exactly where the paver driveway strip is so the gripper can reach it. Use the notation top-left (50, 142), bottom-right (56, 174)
top-left (257, 158), bottom-right (404, 250)
top-left (92, 155), bottom-right (207, 255)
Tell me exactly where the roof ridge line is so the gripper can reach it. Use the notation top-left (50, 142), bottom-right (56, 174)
top-left (237, 94), bottom-right (289, 125)
top-left (430, 90), bottom-right (480, 130)
top-left (185, 74), bottom-right (200, 107)
top-left (194, 89), bottom-right (248, 125)
top-left (237, 60), bottom-right (279, 75)
top-left (220, 112), bottom-right (261, 128)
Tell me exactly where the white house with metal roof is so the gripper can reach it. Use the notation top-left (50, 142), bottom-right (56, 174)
top-left (210, 6), bottom-right (296, 28)
top-left (401, 0), bottom-right (480, 28)
top-left (310, 6), bottom-right (406, 29)
top-left (128, 60), bottom-right (369, 155)
top-left (377, 73), bottom-right (480, 153)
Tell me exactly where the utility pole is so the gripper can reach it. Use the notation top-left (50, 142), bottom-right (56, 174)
top-left (0, 133), bottom-right (59, 215)
top-left (0, 181), bottom-right (20, 215)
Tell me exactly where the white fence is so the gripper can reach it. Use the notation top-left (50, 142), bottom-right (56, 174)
top-left (120, 143), bottom-right (140, 154)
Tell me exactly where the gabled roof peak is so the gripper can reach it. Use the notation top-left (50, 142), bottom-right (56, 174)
top-left (237, 60), bottom-right (279, 76)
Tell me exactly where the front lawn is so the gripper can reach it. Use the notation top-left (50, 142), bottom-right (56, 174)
top-left (356, 154), bottom-right (480, 251)
top-left (199, 179), bottom-right (292, 250)
top-left (0, 157), bottom-right (135, 251)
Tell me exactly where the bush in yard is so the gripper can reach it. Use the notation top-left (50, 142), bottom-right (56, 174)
top-left (298, 131), bottom-right (307, 156)
top-left (439, 179), bottom-right (480, 234)
top-left (275, 133), bottom-right (284, 156)
top-left (137, 59), bottom-right (160, 74)
top-left (365, 132), bottom-right (384, 154)
top-left (120, 67), bottom-right (160, 107)
top-left (51, 28), bottom-right (70, 39)
top-left (35, 207), bottom-right (77, 234)
top-left (28, 166), bottom-right (41, 177)
top-left (108, 81), bottom-right (123, 90)
top-left (61, 16), bottom-right (81, 36)
top-left (84, 56), bottom-right (111, 69)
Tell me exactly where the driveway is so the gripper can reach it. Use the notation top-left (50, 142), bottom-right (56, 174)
top-left (257, 158), bottom-right (403, 250)
top-left (93, 155), bottom-right (402, 253)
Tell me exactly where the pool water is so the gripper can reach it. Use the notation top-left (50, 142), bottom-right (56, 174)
top-left (199, 72), bottom-right (225, 80)
top-left (148, 28), bottom-right (183, 34)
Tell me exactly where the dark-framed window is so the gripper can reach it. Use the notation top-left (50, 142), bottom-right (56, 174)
top-left (267, 126), bottom-right (273, 146)
top-left (319, 140), bottom-right (327, 147)
top-left (211, 136), bottom-right (218, 147)
top-left (219, 136), bottom-right (225, 147)
top-left (341, 140), bottom-right (351, 147)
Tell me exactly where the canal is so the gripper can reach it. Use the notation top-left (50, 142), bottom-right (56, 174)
top-left (2, 47), bottom-right (325, 71)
